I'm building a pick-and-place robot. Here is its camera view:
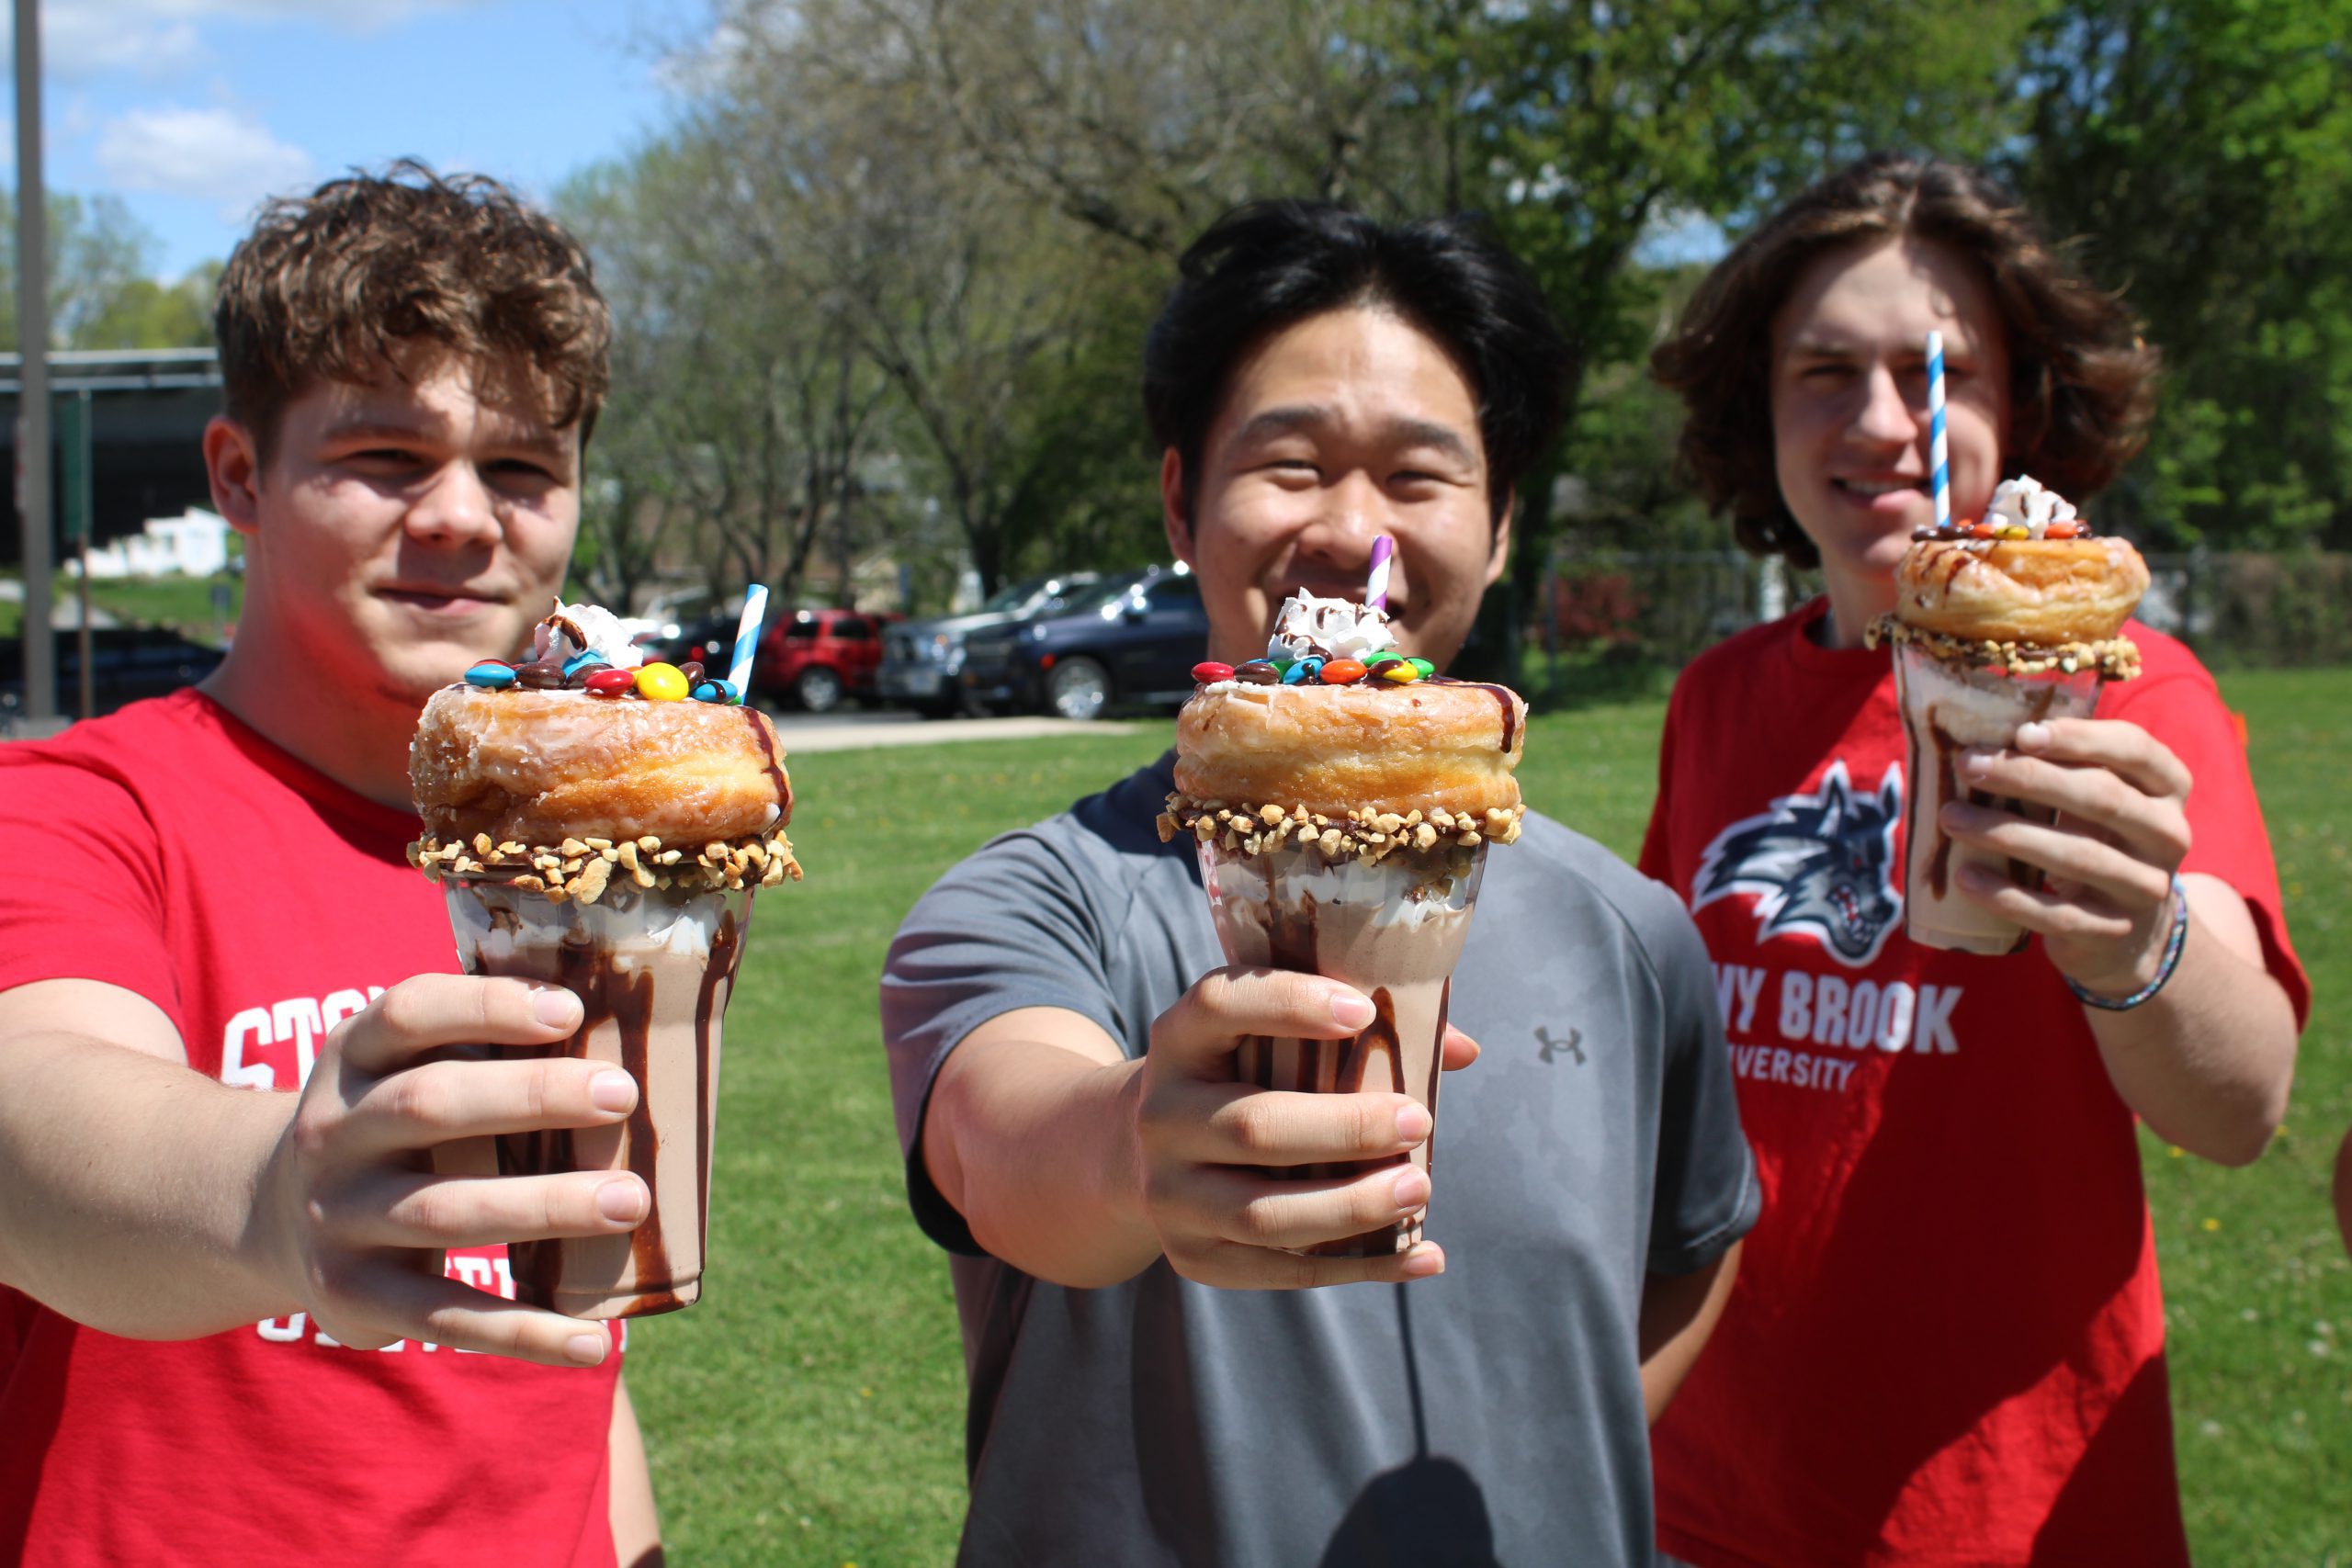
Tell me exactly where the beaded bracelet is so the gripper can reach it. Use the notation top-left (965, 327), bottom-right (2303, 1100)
top-left (2067, 876), bottom-right (2189, 1011)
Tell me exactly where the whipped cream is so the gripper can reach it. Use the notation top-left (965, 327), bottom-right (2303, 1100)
top-left (535, 600), bottom-right (646, 670)
top-left (1265, 592), bottom-right (1397, 664)
top-left (1985, 475), bottom-right (2077, 536)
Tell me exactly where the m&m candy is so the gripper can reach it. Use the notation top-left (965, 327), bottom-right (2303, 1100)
top-left (1233, 660), bottom-right (1281, 685)
top-left (464, 661), bottom-right (516, 689)
top-left (1320, 659), bottom-right (1368, 684)
top-left (1378, 660), bottom-right (1419, 683)
top-left (1407, 658), bottom-right (1436, 680)
top-left (561, 650), bottom-right (605, 680)
top-left (1192, 661), bottom-right (1236, 683)
top-left (635, 662), bottom-right (690, 702)
top-left (583, 669), bottom-right (637, 697)
top-left (1281, 658), bottom-right (1322, 685)
top-left (691, 680), bottom-right (741, 704)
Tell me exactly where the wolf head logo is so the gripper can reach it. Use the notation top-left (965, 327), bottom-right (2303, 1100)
top-left (1693, 761), bottom-right (1904, 966)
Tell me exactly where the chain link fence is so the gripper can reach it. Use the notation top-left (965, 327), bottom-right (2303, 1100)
top-left (1537, 548), bottom-right (2352, 677)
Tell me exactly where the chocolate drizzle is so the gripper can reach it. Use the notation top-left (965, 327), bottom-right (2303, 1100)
top-left (741, 705), bottom-right (793, 818)
top-left (694, 908), bottom-right (745, 1256)
top-left (1424, 676), bottom-right (1519, 752)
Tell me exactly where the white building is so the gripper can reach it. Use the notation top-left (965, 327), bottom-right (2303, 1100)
top-left (66, 507), bottom-right (232, 580)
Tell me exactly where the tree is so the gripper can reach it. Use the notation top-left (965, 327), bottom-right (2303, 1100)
top-left (0, 190), bottom-right (215, 352)
top-left (2004, 0), bottom-right (2352, 548)
top-left (561, 126), bottom-right (895, 610)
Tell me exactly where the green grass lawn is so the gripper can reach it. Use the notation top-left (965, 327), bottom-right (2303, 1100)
top-left (0, 572), bottom-right (241, 641)
top-left (630, 667), bottom-right (2350, 1566)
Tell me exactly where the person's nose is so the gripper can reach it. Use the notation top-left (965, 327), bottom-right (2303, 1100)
top-left (403, 462), bottom-right (503, 548)
top-left (1852, 363), bottom-right (1925, 449)
top-left (1301, 469), bottom-right (1394, 563)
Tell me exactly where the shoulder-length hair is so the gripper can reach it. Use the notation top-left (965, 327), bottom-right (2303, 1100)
top-left (1652, 152), bottom-right (2158, 569)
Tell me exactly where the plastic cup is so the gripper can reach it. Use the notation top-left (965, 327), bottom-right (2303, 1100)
top-left (444, 876), bottom-right (752, 1319)
top-left (1893, 640), bottom-right (2101, 954)
top-left (1196, 837), bottom-right (1487, 1257)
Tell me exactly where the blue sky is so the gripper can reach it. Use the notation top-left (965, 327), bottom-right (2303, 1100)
top-left (6, 0), bottom-right (700, 280)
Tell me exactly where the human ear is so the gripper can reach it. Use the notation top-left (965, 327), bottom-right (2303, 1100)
top-left (1159, 446), bottom-right (1195, 566)
top-left (203, 417), bottom-right (266, 536)
top-left (1481, 494), bottom-right (1515, 590)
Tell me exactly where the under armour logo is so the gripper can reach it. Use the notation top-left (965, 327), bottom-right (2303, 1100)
top-left (1535, 1025), bottom-right (1585, 1066)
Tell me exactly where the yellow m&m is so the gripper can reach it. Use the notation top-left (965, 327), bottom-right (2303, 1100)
top-left (634, 661), bottom-right (689, 701)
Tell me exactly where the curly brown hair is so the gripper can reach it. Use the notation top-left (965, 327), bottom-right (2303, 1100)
top-left (216, 160), bottom-right (609, 461)
top-left (1652, 152), bottom-right (2158, 569)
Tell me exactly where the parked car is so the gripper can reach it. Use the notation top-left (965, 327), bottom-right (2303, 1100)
top-left (876, 572), bottom-right (1102, 717)
top-left (631, 613), bottom-right (738, 679)
top-left (0, 626), bottom-right (226, 727)
top-left (754, 606), bottom-right (896, 712)
top-left (957, 565), bottom-right (1208, 721)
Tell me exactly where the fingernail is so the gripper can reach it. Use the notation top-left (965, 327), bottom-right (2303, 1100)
top-left (1392, 1168), bottom-right (1430, 1210)
top-left (1400, 1245), bottom-right (1444, 1280)
top-left (565, 1333), bottom-right (607, 1366)
top-left (531, 987), bottom-right (581, 1028)
top-left (589, 1071), bottom-right (637, 1112)
top-left (1330, 992), bottom-right (1375, 1029)
top-left (596, 1179), bottom-right (647, 1224)
top-left (2017, 722), bottom-right (2050, 749)
top-left (1396, 1103), bottom-right (1432, 1142)
top-left (1959, 749), bottom-right (1994, 781)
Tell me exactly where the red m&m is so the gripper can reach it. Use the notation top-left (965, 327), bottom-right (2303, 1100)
top-left (583, 669), bottom-right (638, 697)
top-left (1192, 661), bottom-right (1237, 683)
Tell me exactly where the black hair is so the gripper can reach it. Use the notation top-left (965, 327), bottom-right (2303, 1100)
top-left (1143, 200), bottom-right (1570, 528)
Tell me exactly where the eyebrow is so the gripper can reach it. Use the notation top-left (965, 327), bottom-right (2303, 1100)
top-left (322, 416), bottom-right (572, 463)
top-left (1229, 406), bottom-right (1478, 467)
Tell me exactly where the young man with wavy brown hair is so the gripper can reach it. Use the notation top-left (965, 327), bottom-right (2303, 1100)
top-left (0, 164), bottom-right (662, 1566)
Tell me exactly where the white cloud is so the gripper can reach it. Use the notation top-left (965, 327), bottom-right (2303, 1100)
top-left (44, 12), bottom-right (206, 80)
top-left (55, 0), bottom-right (482, 28)
top-left (96, 104), bottom-right (313, 219)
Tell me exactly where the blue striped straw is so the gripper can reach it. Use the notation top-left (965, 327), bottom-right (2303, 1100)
top-left (1927, 330), bottom-right (1951, 528)
top-left (728, 584), bottom-right (769, 701)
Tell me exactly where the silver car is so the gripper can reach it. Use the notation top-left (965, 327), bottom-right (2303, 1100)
top-left (877, 573), bottom-right (1101, 716)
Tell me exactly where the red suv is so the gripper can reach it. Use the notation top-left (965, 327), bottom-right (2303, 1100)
top-left (755, 608), bottom-right (893, 712)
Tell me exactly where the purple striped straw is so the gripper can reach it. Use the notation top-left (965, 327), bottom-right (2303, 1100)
top-left (1365, 535), bottom-right (1394, 612)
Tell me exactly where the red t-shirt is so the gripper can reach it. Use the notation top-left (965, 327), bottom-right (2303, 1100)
top-left (0, 690), bottom-right (622, 1568)
top-left (1643, 600), bottom-right (2308, 1568)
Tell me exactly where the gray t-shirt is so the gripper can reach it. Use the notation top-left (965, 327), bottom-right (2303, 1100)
top-left (882, 756), bottom-right (1758, 1567)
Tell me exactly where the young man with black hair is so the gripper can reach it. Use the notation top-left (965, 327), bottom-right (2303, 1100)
top-left (882, 200), bottom-right (1758, 1565)
top-left (0, 167), bottom-right (661, 1565)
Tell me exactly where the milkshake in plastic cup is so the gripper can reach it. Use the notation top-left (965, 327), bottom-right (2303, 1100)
top-left (409, 601), bottom-right (798, 1318)
top-left (1159, 592), bottom-right (1524, 1257)
top-left (1870, 477), bottom-right (2149, 955)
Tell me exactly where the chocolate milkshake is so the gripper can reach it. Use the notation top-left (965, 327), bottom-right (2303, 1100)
top-left (1161, 592), bottom-right (1523, 1257)
top-left (410, 601), bottom-right (798, 1318)
top-left (1871, 477), bottom-right (2148, 955)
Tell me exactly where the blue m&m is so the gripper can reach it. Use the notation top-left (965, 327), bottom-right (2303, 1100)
top-left (1280, 657), bottom-right (1323, 685)
top-left (464, 661), bottom-right (516, 689)
top-left (562, 650), bottom-right (609, 680)
top-left (691, 679), bottom-right (741, 705)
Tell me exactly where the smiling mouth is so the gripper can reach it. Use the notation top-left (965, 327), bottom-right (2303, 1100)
top-left (378, 587), bottom-right (504, 612)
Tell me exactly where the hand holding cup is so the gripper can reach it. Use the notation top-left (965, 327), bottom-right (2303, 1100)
top-left (1133, 965), bottom-right (1479, 1288)
top-left (1939, 716), bottom-right (2191, 994)
top-left (254, 973), bottom-right (645, 1368)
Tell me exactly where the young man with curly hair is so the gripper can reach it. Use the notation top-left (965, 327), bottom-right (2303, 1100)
top-left (0, 165), bottom-right (662, 1566)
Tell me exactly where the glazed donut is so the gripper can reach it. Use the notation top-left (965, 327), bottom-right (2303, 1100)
top-left (412, 684), bottom-right (791, 847)
top-left (1173, 680), bottom-right (1524, 821)
top-left (1894, 536), bottom-right (2149, 645)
